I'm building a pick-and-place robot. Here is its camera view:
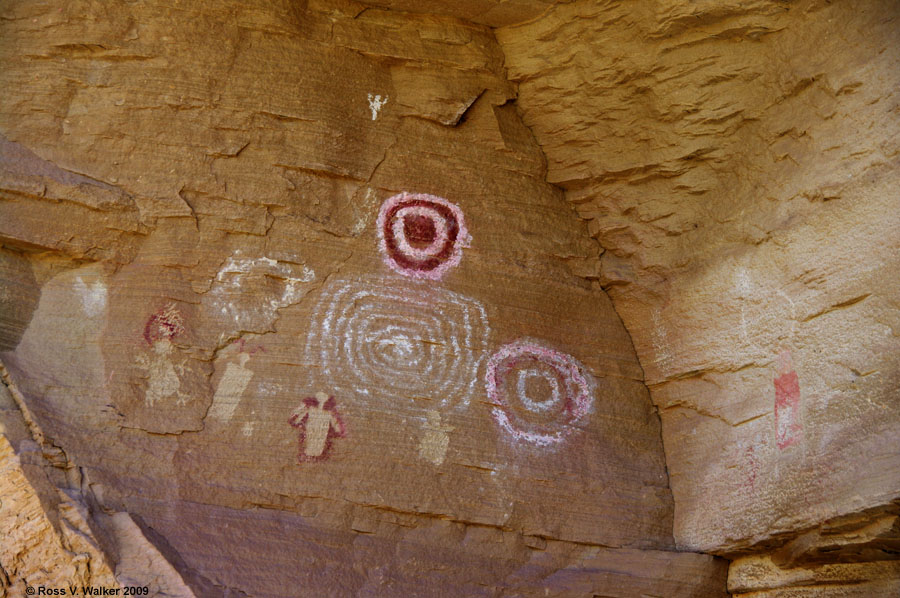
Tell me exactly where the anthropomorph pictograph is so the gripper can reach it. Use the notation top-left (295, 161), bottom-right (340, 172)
top-left (289, 392), bottom-right (346, 462)
top-left (377, 192), bottom-right (471, 280)
top-left (418, 410), bottom-right (454, 466)
top-left (208, 339), bottom-right (263, 422)
top-left (486, 340), bottom-right (595, 447)
top-left (367, 93), bottom-right (387, 120)
top-left (774, 349), bottom-right (802, 449)
top-left (136, 303), bottom-right (190, 407)
top-left (305, 276), bottom-right (489, 411)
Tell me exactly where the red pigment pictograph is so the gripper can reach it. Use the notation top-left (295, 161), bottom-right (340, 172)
top-left (774, 350), bottom-right (802, 449)
top-left (376, 192), bottom-right (471, 280)
top-left (741, 445), bottom-right (760, 491)
top-left (288, 392), bottom-right (346, 463)
top-left (486, 340), bottom-right (595, 448)
top-left (143, 303), bottom-right (185, 345)
top-left (233, 337), bottom-right (265, 356)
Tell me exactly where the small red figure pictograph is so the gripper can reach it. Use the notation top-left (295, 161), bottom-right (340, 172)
top-left (774, 350), bottom-right (802, 450)
top-left (289, 392), bottom-right (346, 463)
top-left (233, 337), bottom-right (265, 357)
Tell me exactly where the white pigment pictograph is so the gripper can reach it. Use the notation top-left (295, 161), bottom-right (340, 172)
top-left (207, 340), bottom-right (263, 423)
top-left (418, 410), bottom-right (454, 466)
top-left (486, 340), bottom-right (596, 447)
top-left (376, 192), bottom-right (471, 280)
top-left (74, 275), bottom-right (107, 317)
top-left (209, 252), bottom-right (315, 333)
top-left (367, 93), bottom-right (388, 120)
top-left (516, 369), bottom-right (561, 413)
top-left (305, 276), bottom-right (490, 411)
top-left (137, 303), bottom-right (190, 407)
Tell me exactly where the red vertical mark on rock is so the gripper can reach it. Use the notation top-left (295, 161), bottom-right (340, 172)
top-left (741, 445), bottom-right (759, 491)
top-left (774, 350), bottom-right (802, 450)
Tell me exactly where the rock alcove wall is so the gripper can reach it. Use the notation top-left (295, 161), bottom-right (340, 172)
top-left (0, 1), bottom-right (897, 596)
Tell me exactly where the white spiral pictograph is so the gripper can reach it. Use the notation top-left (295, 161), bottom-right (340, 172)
top-left (305, 277), bottom-right (490, 410)
top-left (377, 192), bottom-right (471, 280)
top-left (486, 340), bottom-right (595, 447)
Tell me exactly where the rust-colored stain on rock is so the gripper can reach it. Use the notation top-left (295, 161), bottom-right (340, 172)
top-left (774, 350), bottom-right (803, 450)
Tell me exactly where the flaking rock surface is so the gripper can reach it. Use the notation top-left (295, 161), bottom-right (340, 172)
top-left (498, 0), bottom-right (900, 556)
top-left (496, 0), bottom-right (900, 593)
top-left (0, 0), bottom-right (727, 596)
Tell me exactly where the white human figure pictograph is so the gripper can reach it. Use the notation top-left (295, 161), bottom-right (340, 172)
top-left (367, 93), bottom-right (388, 120)
top-left (418, 410), bottom-right (454, 466)
top-left (137, 337), bottom-right (190, 406)
top-left (136, 304), bottom-right (190, 407)
top-left (289, 392), bottom-right (346, 462)
top-left (208, 339), bottom-right (262, 422)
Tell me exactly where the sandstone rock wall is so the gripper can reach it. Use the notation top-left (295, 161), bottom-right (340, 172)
top-left (0, 382), bottom-right (119, 596)
top-left (0, 0), bottom-right (728, 595)
top-left (0, 372), bottom-right (200, 597)
top-left (496, 0), bottom-right (900, 590)
top-left (498, 0), bottom-right (900, 550)
top-left (5, 0), bottom-right (894, 593)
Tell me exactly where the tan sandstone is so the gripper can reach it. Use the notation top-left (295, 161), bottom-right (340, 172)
top-left (0, 0), bottom-right (729, 595)
top-left (1, 0), bottom-right (897, 594)
top-left (496, 0), bottom-right (900, 587)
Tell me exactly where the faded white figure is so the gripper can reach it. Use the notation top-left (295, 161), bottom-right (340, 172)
top-left (418, 410), bottom-right (454, 466)
top-left (208, 342), bottom-right (259, 422)
top-left (136, 337), bottom-right (189, 407)
top-left (289, 392), bottom-right (346, 462)
top-left (137, 304), bottom-right (190, 407)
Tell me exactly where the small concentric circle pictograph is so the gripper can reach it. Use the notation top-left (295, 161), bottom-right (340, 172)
top-left (486, 340), bottom-right (595, 447)
top-left (377, 192), bottom-right (471, 280)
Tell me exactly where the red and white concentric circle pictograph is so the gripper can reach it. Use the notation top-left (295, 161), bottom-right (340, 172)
top-left (376, 192), bottom-right (471, 280)
top-left (486, 340), bottom-right (595, 447)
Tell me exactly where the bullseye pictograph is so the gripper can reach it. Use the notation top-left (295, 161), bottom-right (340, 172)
top-left (377, 192), bottom-right (471, 280)
top-left (486, 340), bottom-right (595, 447)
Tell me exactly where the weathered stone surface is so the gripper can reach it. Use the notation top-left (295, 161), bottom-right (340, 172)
top-left (763, 502), bottom-right (900, 568)
top-left (729, 554), bottom-right (900, 597)
top-left (86, 496), bottom-right (727, 598)
top-left (0, 134), bottom-right (143, 263)
top-left (9, 0), bottom-right (894, 592)
top-left (0, 248), bottom-right (39, 351)
top-left (0, 0), bottom-right (727, 595)
top-left (0, 382), bottom-right (119, 595)
top-left (88, 510), bottom-right (198, 597)
top-left (726, 502), bottom-right (900, 595)
top-left (355, 0), bottom-right (557, 28)
top-left (1, 375), bottom-right (200, 597)
top-left (497, 0), bottom-right (900, 558)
